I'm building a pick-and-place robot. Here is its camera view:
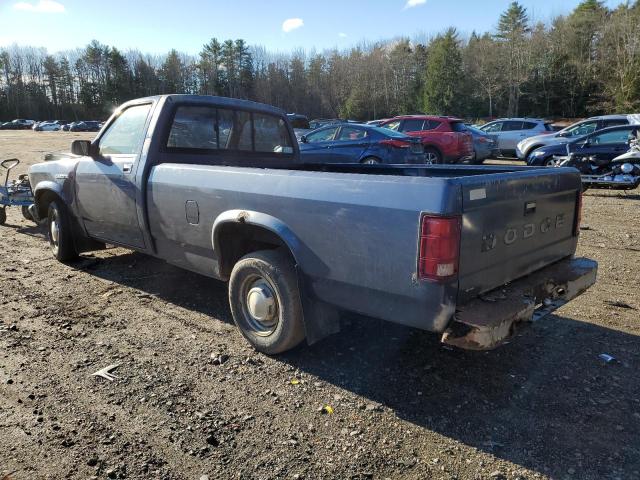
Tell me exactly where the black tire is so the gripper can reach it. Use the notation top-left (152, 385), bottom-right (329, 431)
top-left (47, 200), bottom-right (78, 262)
top-left (424, 147), bottom-right (442, 164)
top-left (0, 208), bottom-right (6, 225)
top-left (229, 249), bottom-right (305, 354)
top-left (21, 205), bottom-right (33, 221)
top-left (361, 156), bottom-right (381, 165)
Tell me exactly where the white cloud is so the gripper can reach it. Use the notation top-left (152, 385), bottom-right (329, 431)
top-left (282, 18), bottom-right (303, 33)
top-left (338, 32), bottom-right (348, 38)
top-left (13, 0), bottom-right (65, 13)
top-left (404, 0), bottom-right (426, 9)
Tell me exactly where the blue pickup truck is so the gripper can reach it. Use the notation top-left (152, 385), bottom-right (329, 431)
top-left (28, 95), bottom-right (597, 354)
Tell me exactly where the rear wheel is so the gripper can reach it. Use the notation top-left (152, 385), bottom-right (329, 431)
top-left (229, 249), bottom-right (305, 354)
top-left (47, 200), bottom-right (78, 262)
top-left (424, 147), bottom-right (442, 165)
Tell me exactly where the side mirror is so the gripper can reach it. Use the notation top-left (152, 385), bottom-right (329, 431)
top-left (71, 140), bottom-right (96, 157)
top-left (300, 135), bottom-right (308, 143)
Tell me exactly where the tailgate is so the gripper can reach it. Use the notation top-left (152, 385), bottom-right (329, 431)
top-left (457, 168), bottom-right (581, 301)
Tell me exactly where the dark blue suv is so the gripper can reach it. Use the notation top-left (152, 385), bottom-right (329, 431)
top-left (527, 125), bottom-right (640, 166)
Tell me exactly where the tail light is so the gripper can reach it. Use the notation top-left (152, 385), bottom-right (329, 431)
top-left (574, 190), bottom-right (583, 236)
top-left (381, 139), bottom-right (410, 149)
top-left (418, 215), bottom-right (461, 281)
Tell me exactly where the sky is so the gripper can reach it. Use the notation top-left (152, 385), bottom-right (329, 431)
top-left (0, 0), bottom-right (630, 55)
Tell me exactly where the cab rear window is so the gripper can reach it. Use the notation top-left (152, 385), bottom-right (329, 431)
top-left (167, 106), bottom-right (293, 155)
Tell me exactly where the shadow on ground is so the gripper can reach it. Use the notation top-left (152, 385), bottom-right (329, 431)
top-left (78, 250), bottom-right (640, 479)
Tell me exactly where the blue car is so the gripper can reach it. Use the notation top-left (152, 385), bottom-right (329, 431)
top-left (299, 123), bottom-right (426, 164)
top-left (465, 125), bottom-right (496, 163)
top-left (527, 125), bottom-right (640, 166)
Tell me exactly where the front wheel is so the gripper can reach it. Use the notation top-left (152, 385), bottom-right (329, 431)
top-left (47, 201), bottom-right (78, 262)
top-left (229, 249), bottom-right (305, 354)
top-left (0, 208), bottom-right (6, 225)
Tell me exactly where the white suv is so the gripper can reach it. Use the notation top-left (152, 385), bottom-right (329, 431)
top-left (479, 118), bottom-right (554, 157)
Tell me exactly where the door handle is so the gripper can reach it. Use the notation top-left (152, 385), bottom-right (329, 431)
top-left (122, 163), bottom-right (132, 173)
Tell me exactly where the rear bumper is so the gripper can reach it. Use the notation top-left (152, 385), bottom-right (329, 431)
top-left (442, 257), bottom-right (597, 350)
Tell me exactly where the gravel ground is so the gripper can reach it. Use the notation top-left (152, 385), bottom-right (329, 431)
top-left (0, 131), bottom-right (639, 480)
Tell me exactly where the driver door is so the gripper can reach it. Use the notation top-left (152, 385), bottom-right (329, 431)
top-left (299, 126), bottom-right (339, 163)
top-left (74, 103), bottom-right (152, 248)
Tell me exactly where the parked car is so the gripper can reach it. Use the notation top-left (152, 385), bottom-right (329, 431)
top-left (379, 115), bottom-right (474, 164)
top-left (29, 95), bottom-right (597, 354)
top-left (287, 113), bottom-right (312, 142)
top-left (34, 120), bottom-right (72, 132)
top-left (516, 114), bottom-right (640, 161)
top-left (526, 125), bottom-right (640, 166)
top-left (299, 123), bottom-right (426, 164)
top-left (0, 119), bottom-right (36, 130)
top-left (465, 125), bottom-right (497, 163)
top-left (69, 121), bottom-right (102, 132)
top-left (478, 118), bottom-right (554, 157)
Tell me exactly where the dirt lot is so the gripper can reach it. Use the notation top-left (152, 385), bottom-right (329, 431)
top-left (0, 131), bottom-right (639, 480)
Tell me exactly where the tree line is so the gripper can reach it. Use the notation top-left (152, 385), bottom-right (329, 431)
top-left (1, 0), bottom-right (639, 122)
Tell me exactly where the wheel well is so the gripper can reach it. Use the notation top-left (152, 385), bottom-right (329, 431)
top-left (35, 190), bottom-right (62, 219)
top-left (525, 145), bottom-right (543, 158)
top-left (216, 223), bottom-right (295, 280)
top-left (360, 155), bottom-right (381, 163)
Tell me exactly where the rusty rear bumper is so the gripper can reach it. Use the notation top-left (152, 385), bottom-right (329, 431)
top-left (441, 257), bottom-right (598, 350)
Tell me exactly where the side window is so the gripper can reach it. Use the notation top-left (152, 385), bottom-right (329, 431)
top-left (306, 127), bottom-right (338, 143)
top-left (449, 121), bottom-right (467, 132)
top-left (502, 121), bottom-right (524, 131)
top-left (425, 120), bottom-right (441, 130)
top-left (99, 105), bottom-right (151, 155)
top-left (337, 127), bottom-right (367, 141)
top-left (482, 122), bottom-right (502, 133)
top-left (401, 119), bottom-right (425, 132)
top-left (567, 121), bottom-right (598, 137)
top-left (591, 130), bottom-right (633, 145)
top-left (522, 122), bottom-right (537, 130)
top-left (254, 113), bottom-right (293, 153)
top-left (384, 120), bottom-right (401, 131)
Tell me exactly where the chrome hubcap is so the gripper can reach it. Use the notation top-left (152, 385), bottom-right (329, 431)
top-left (244, 277), bottom-right (279, 335)
top-left (425, 153), bottom-right (437, 164)
top-left (50, 212), bottom-right (60, 246)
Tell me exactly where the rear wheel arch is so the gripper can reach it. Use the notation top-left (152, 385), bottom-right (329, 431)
top-left (213, 212), bottom-right (301, 280)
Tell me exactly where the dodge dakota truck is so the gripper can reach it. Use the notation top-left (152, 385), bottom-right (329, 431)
top-left (28, 95), bottom-right (597, 354)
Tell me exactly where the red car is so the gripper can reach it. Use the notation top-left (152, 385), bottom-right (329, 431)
top-left (380, 116), bottom-right (474, 164)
